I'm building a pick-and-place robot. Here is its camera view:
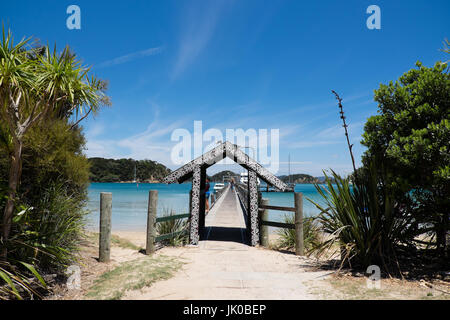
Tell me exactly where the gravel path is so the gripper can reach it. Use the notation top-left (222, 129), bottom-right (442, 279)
top-left (123, 187), bottom-right (331, 300)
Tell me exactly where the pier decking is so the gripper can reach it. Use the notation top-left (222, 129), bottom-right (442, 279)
top-left (200, 186), bottom-right (248, 246)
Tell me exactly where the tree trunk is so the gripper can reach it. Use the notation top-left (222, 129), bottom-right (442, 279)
top-left (1, 140), bottom-right (23, 259)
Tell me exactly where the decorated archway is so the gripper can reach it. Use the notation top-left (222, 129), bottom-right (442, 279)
top-left (162, 141), bottom-right (288, 246)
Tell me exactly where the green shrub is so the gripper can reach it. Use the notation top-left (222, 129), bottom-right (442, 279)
top-left (1, 121), bottom-right (90, 272)
top-left (276, 214), bottom-right (322, 254)
top-left (9, 183), bottom-right (87, 271)
top-left (361, 61), bottom-right (450, 254)
top-left (0, 187), bottom-right (47, 299)
top-left (156, 209), bottom-right (189, 246)
top-left (0, 120), bottom-right (90, 298)
top-left (309, 165), bottom-right (419, 270)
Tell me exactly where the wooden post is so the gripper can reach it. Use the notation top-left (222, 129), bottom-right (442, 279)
top-left (146, 190), bottom-right (158, 255)
top-left (294, 192), bottom-right (304, 256)
top-left (260, 198), bottom-right (269, 247)
top-left (99, 192), bottom-right (112, 262)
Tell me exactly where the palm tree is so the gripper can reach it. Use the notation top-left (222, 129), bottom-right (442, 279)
top-left (0, 27), bottom-right (109, 258)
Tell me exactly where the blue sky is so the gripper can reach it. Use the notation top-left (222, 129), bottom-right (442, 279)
top-left (1, 0), bottom-right (449, 176)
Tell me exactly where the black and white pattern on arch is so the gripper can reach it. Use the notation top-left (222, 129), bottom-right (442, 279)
top-left (248, 170), bottom-right (259, 246)
top-left (189, 165), bottom-right (201, 244)
top-left (163, 141), bottom-right (287, 190)
top-left (162, 141), bottom-right (288, 246)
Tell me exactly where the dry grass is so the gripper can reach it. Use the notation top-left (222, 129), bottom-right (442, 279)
top-left (85, 255), bottom-right (184, 300)
top-left (46, 231), bottom-right (182, 300)
top-left (86, 232), bottom-right (143, 251)
top-left (307, 273), bottom-right (450, 300)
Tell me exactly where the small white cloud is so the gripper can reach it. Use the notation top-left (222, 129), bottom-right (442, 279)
top-left (171, 0), bottom-right (229, 79)
top-left (98, 46), bottom-right (163, 68)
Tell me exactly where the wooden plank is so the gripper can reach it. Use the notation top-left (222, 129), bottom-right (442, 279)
top-left (155, 230), bottom-right (188, 242)
top-left (259, 204), bottom-right (296, 212)
top-left (156, 213), bottom-right (190, 223)
top-left (260, 220), bottom-right (295, 229)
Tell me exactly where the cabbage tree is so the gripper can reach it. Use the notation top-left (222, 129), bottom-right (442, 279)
top-left (0, 28), bottom-right (108, 258)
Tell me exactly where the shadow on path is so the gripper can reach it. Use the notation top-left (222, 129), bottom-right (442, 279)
top-left (200, 226), bottom-right (248, 244)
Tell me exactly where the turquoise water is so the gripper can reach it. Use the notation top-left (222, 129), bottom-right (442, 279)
top-left (86, 183), bottom-right (326, 231)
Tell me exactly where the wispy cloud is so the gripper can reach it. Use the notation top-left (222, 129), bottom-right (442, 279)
top-left (98, 46), bottom-right (163, 68)
top-left (85, 101), bottom-right (187, 168)
top-left (171, 0), bottom-right (230, 80)
top-left (288, 140), bottom-right (343, 149)
top-left (316, 121), bottom-right (364, 140)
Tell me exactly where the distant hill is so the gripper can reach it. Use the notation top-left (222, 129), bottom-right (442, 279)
top-left (209, 171), bottom-right (321, 184)
top-left (89, 158), bottom-right (171, 183)
top-left (210, 170), bottom-right (238, 182)
top-left (277, 174), bottom-right (320, 184)
top-left (315, 176), bottom-right (327, 183)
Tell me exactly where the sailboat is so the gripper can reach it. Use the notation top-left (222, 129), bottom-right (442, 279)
top-left (286, 154), bottom-right (295, 192)
top-left (133, 163), bottom-right (139, 188)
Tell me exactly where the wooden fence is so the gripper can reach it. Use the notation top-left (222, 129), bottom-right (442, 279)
top-left (98, 188), bottom-right (229, 259)
top-left (145, 190), bottom-right (190, 254)
top-left (145, 187), bottom-right (227, 253)
top-left (259, 192), bottom-right (304, 255)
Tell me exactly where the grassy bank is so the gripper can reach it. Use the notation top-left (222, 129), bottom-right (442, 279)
top-left (85, 255), bottom-right (184, 300)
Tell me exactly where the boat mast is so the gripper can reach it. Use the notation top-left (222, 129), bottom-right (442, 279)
top-left (288, 153), bottom-right (291, 184)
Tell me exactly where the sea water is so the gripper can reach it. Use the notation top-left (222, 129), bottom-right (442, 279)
top-left (86, 183), bottom-right (327, 231)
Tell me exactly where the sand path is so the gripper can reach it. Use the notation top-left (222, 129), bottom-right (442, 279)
top-left (116, 187), bottom-right (330, 300)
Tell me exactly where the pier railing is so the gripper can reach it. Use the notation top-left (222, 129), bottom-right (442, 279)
top-left (210, 184), bottom-right (228, 209)
top-left (234, 182), bottom-right (250, 227)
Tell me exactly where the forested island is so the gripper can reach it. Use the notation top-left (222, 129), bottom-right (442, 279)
top-left (89, 157), bottom-right (171, 182)
top-left (277, 174), bottom-right (320, 184)
top-left (209, 170), bottom-right (237, 182)
top-left (88, 163), bottom-right (322, 184)
top-left (208, 170), bottom-right (321, 184)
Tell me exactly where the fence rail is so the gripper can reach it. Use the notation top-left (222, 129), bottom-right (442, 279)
top-left (210, 184), bottom-right (228, 209)
top-left (97, 187), bottom-right (304, 259)
top-left (155, 229), bottom-right (189, 242)
top-left (154, 212), bottom-right (190, 243)
top-left (155, 213), bottom-right (190, 223)
top-left (259, 205), bottom-right (296, 212)
top-left (260, 220), bottom-right (295, 229)
top-left (140, 190), bottom-right (193, 254)
top-left (234, 183), bottom-right (249, 222)
top-left (259, 192), bottom-right (304, 255)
